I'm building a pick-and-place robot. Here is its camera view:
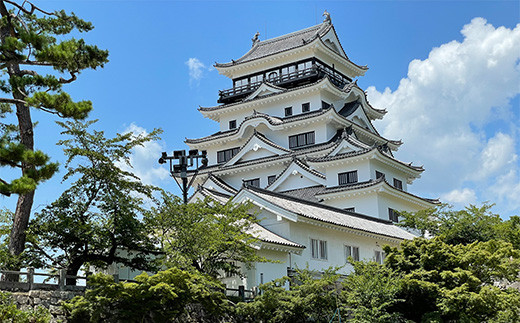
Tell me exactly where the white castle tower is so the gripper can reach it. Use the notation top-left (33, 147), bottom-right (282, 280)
top-left (186, 13), bottom-right (437, 290)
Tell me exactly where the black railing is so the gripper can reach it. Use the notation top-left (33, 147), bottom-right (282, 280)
top-left (218, 65), bottom-right (348, 104)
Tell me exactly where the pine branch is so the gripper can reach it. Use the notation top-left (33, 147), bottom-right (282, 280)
top-left (0, 97), bottom-right (26, 105)
top-left (3, 0), bottom-right (55, 16)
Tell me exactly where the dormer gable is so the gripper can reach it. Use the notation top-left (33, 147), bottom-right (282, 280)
top-left (244, 82), bottom-right (285, 101)
top-left (267, 158), bottom-right (326, 192)
top-left (200, 174), bottom-right (238, 195)
top-left (329, 128), bottom-right (372, 156)
top-left (224, 131), bottom-right (290, 167)
top-left (320, 26), bottom-right (347, 58)
top-left (338, 98), bottom-right (379, 134)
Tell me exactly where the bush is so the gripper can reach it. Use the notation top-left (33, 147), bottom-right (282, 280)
top-left (0, 291), bottom-right (51, 323)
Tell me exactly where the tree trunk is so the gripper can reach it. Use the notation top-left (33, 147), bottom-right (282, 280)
top-left (0, 1), bottom-right (35, 261)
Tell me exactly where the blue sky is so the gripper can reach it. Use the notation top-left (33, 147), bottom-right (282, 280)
top-left (2, 0), bottom-right (519, 217)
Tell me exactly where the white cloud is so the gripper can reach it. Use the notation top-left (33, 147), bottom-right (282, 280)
top-left (116, 123), bottom-right (170, 186)
top-left (476, 132), bottom-right (518, 179)
top-left (441, 188), bottom-right (477, 205)
top-left (367, 18), bottom-right (520, 215)
top-left (185, 57), bottom-right (206, 84)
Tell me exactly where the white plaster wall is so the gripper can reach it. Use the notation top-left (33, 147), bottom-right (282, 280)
top-left (322, 158), bottom-right (371, 187)
top-left (323, 193), bottom-right (380, 218)
top-left (220, 164), bottom-right (289, 190)
top-left (369, 159), bottom-right (409, 191)
top-left (218, 91), bottom-right (324, 131)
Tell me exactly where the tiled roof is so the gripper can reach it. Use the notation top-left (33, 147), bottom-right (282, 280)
top-left (248, 223), bottom-right (305, 249)
top-left (308, 146), bottom-right (425, 172)
top-left (242, 185), bottom-right (417, 240)
top-left (192, 186), bottom-right (233, 204)
top-left (206, 174), bottom-right (238, 194)
top-left (215, 23), bottom-right (332, 67)
top-left (278, 185), bottom-right (326, 203)
top-left (316, 178), bottom-right (439, 205)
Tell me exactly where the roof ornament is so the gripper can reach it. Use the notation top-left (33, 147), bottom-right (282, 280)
top-left (323, 10), bottom-right (331, 24)
top-left (251, 31), bottom-right (260, 46)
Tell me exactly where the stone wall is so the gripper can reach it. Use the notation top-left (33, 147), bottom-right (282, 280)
top-left (9, 290), bottom-right (83, 323)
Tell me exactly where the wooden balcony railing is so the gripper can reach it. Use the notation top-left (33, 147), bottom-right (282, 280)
top-left (218, 65), bottom-right (349, 104)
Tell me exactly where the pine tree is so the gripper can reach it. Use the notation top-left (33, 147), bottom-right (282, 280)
top-left (0, 0), bottom-right (108, 261)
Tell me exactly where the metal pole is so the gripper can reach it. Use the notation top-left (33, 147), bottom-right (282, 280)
top-left (182, 176), bottom-right (188, 204)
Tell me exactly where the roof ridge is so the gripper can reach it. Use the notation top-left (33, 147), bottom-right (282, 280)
top-left (244, 184), bottom-right (393, 224)
top-left (255, 23), bottom-right (325, 45)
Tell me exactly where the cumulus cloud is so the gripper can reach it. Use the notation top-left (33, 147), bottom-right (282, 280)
top-left (367, 18), bottom-right (520, 215)
top-left (441, 188), bottom-right (477, 206)
top-left (116, 123), bottom-right (170, 186)
top-left (186, 58), bottom-right (206, 84)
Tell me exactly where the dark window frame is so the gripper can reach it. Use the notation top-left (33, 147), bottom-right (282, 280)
top-left (267, 175), bottom-right (277, 185)
top-left (244, 178), bottom-right (260, 187)
top-left (217, 147), bottom-right (240, 163)
top-left (393, 178), bottom-right (403, 190)
top-left (338, 170), bottom-right (358, 185)
top-left (285, 106), bottom-right (293, 117)
top-left (388, 208), bottom-right (399, 223)
top-left (302, 102), bottom-right (310, 113)
top-left (229, 120), bottom-right (237, 129)
top-left (344, 207), bottom-right (355, 212)
top-left (376, 171), bottom-right (385, 179)
top-left (288, 131), bottom-right (315, 149)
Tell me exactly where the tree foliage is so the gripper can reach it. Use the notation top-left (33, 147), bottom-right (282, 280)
top-left (0, 0), bottom-right (108, 259)
top-left (384, 237), bottom-right (520, 322)
top-left (398, 203), bottom-right (520, 247)
top-left (0, 291), bottom-right (50, 323)
top-left (62, 268), bottom-right (231, 323)
top-left (28, 120), bottom-right (161, 280)
top-left (146, 192), bottom-right (265, 278)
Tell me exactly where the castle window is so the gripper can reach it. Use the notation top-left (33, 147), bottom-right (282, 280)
top-left (376, 171), bottom-right (385, 179)
top-left (374, 250), bottom-right (384, 264)
top-left (302, 102), bottom-right (310, 112)
top-left (234, 78), bottom-right (248, 88)
top-left (388, 208), bottom-right (399, 223)
top-left (393, 178), bottom-right (403, 190)
top-left (267, 175), bottom-right (276, 185)
top-left (250, 74), bottom-right (263, 84)
top-left (338, 170), bottom-right (358, 185)
top-left (289, 131), bottom-right (315, 148)
top-left (345, 245), bottom-right (360, 262)
top-left (244, 178), bottom-right (260, 187)
top-left (229, 120), bottom-right (236, 129)
top-left (217, 147), bottom-right (240, 163)
top-left (285, 107), bottom-right (293, 116)
top-left (311, 238), bottom-right (327, 260)
top-left (321, 101), bottom-right (330, 109)
top-left (268, 71), bottom-right (278, 80)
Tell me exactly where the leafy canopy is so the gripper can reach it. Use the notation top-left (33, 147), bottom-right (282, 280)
top-left (28, 119), bottom-right (161, 277)
top-left (146, 192), bottom-right (266, 278)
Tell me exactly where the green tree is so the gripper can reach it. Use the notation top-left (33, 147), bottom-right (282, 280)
top-left (28, 120), bottom-right (161, 282)
top-left (0, 0), bottom-right (108, 260)
top-left (398, 203), bottom-right (519, 247)
top-left (236, 268), bottom-right (341, 323)
top-left (384, 237), bottom-right (520, 322)
top-left (341, 261), bottom-right (404, 322)
top-left (62, 268), bottom-right (231, 323)
top-left (146, 192), bottom-right (265, 278)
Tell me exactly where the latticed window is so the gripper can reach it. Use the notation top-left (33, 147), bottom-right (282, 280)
top-left (302, 102), bottom-right (310, 112)
top-left (288, 131), bottom-right (315, 148)
top-left (388, 208), bottom-right (399, 223)
top-left (393, 178), bottom-right (403, 190)
top-left (285, 107), bottom-right (293, 116)
top-left (244, 178), bottom-right (260, 187)
top-left (345, 245), bottom-right (360, 262)
top-left (339, 170), bottom-right (358, 185)
top-left (310, 238), bottom-right (327, 260)
top-left (217, 147), bottom-right (240, 163)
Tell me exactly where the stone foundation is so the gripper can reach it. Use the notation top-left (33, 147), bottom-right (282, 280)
top-left (9, 290), bottom-right (83, 322)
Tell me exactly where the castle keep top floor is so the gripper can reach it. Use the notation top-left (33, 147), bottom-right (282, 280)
top-left (214, 18), bottom-right (368, 105)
